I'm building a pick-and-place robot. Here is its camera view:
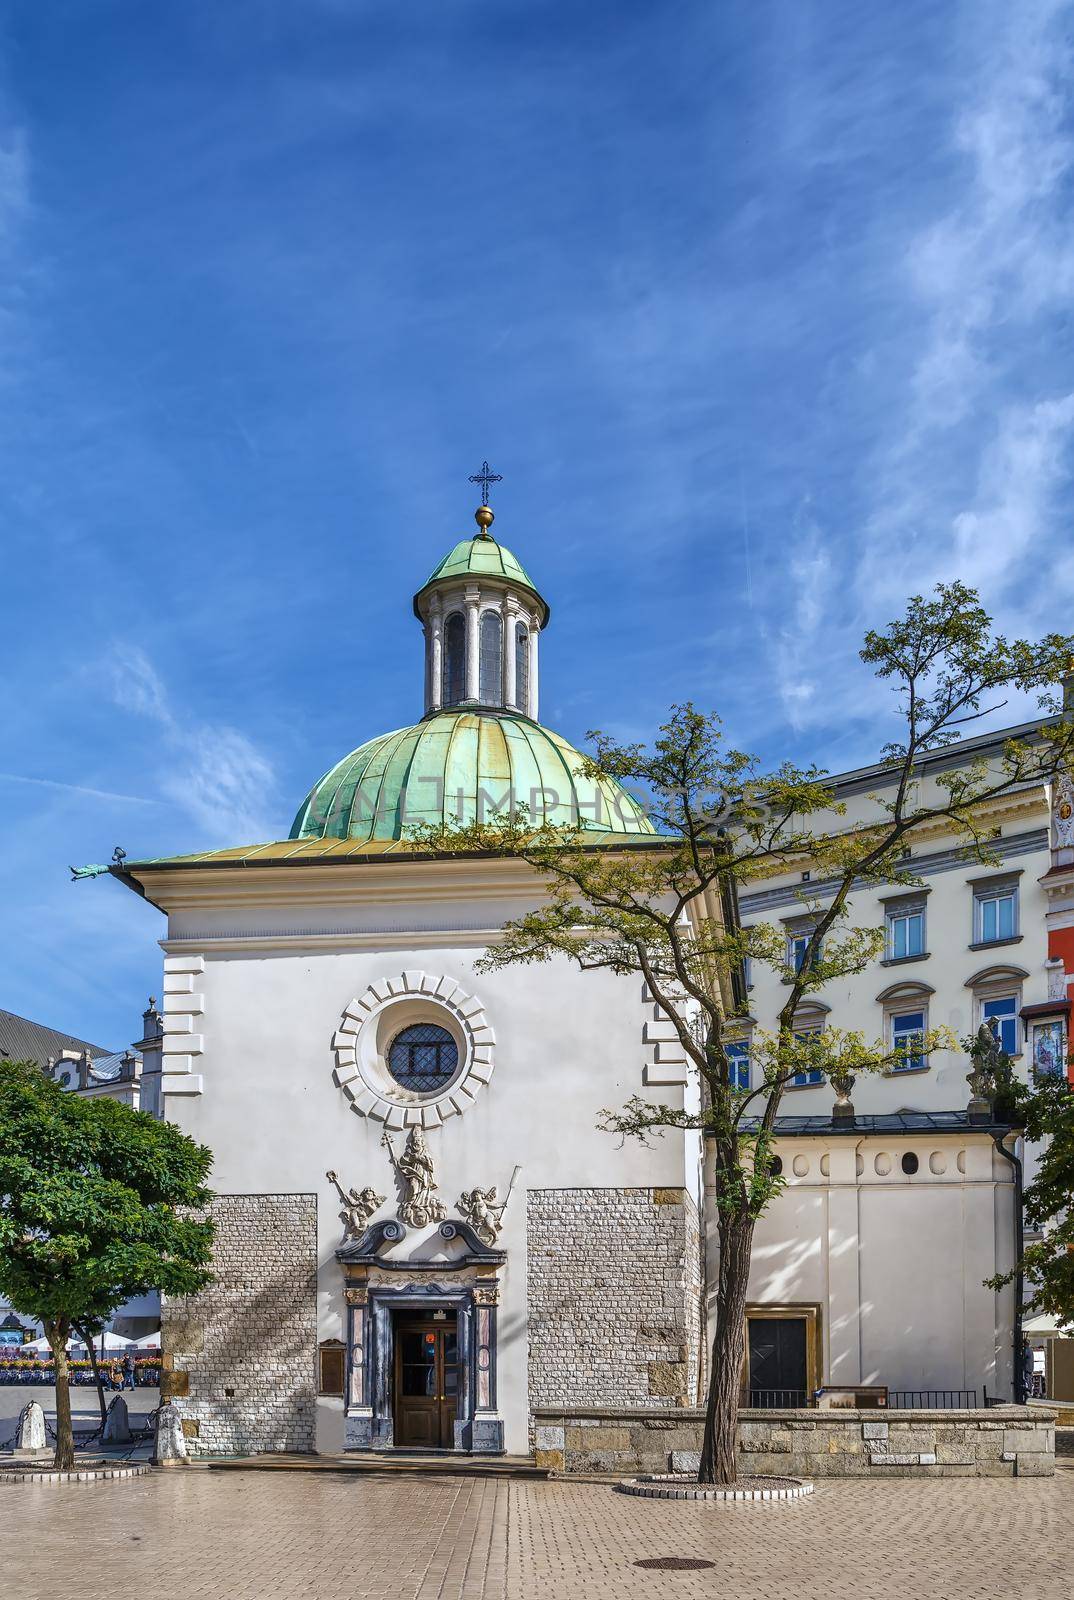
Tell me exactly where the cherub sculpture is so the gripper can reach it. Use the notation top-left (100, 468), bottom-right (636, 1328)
top-left (457, 1186), bottom-right (503, 1247)
top-left (325, 1171), bottom-right (385, 1242)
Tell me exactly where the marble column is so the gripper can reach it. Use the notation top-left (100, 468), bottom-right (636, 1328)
top-left (464, 585), bottom-right (481, 703)
top-left (502, 598), bottom-right (518, 709)
top-left (527, 624), bottom-right (540, 721)
top-left (428, 598), bottom-right (443, 713)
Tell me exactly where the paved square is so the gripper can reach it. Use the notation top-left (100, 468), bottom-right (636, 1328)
top-left (1, 1465), bottom-right (1072, 1599)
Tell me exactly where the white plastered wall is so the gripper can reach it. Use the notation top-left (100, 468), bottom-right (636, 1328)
top-left (149, 859), bottom-right (698, 1455)
top-left (708, 1132), bottom-right (1017, 1399)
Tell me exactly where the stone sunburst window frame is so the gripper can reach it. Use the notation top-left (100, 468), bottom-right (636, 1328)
top-left (332, 972), bottom-right (495, 1129)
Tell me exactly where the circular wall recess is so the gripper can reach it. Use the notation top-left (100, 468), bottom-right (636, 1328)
top-left (792, 1155), bottom-right (810, 1178)
top-left (332, 972), bottom-right (495, 1129)
top-left (929, 1151), bottom-right (947, 1175)
top-left (873, 1152), bottom-right (893, 1177)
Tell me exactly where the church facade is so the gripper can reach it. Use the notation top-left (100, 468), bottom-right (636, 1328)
top-left (111, 501), bottom-right (1025, 1456)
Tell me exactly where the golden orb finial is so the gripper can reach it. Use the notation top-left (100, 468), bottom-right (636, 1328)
top-left (474, 504), bottom-right (495, 537)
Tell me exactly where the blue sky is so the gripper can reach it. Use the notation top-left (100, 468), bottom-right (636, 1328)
top-left (2, 0), bottom-right (1073, 1048)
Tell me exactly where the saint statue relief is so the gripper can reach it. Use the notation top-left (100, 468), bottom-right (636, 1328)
top-left (382, 1128), bottom-right (447, 1227)
top-left (1054, 772), bottom-right (1074, 849)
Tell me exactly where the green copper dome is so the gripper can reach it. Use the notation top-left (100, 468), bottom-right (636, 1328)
top-left (413, 533), bottom-right (549, 623)
top-left (290, 710), bottom-right (654, 842)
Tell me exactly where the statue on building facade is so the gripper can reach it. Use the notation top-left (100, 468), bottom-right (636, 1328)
top-left (326, 1171), bottom-right (385, 1242)
top-left (457, 1186), bottom-right (503, 1246)
top-left (381, 1128), bottom-right (447, 1227)
top-left (1054, 771), bottom-right (1074, 850)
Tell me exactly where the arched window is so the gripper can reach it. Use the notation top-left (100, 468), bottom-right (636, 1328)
top-left (479, 610), bottom-right (502, 705)
top-left (515, 623), bottom-right (529, 710)
top-left (387, 1023), bottom-right (459, 1094)
top-left (443, 613), bottom-right (465, 706)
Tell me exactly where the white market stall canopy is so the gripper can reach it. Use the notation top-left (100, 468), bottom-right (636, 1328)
top-left (1023, 1312), bottom-right (1073, 1338)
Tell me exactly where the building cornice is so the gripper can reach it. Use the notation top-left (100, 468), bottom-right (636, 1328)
top-left (738, 825), bottom-right (1049, 917)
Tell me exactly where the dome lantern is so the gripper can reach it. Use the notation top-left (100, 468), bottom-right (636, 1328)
top-left (413, 475), bottom-right (549, 720)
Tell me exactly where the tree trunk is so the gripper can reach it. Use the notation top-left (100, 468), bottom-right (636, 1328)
top-left (74, 1323), bottom-right (108, 1432)
top-left (45, 1318), bottom-right (74, 1472)
top-left (698, 1212), bottom-right (755, 1485)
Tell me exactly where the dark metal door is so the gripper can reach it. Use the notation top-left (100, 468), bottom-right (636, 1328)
top-left (394, 1318), bottom-right (460, 1448)
top-left (747, 1316), bottom-right (808, 1405)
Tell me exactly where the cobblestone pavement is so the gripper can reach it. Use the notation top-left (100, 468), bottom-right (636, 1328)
top-left (1, 1464), bottom-right (1072, 1600)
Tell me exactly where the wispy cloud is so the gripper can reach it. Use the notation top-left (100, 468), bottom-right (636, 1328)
top-left (0, 772), bottom-right (158, 805)
top-left (863, 0), bottom-right (1074, 609)
top-left (107, 645), bottom-right (276, 844)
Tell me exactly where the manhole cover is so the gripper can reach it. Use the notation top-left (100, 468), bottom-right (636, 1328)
top-left (634, 1557), bottom-right (716, 1571)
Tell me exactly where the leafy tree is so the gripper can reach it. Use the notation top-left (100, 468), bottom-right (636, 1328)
top-left (0, 1061), bottom-right (214, 1470)
top-left (413, 583), bottom-right (1074, 1483)
top-left (989, 1067), bottom-right (1074, 1339)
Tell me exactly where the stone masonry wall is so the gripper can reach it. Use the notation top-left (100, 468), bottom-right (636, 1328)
top-left (162, 1193), bottom-right (317, 1456)
top-left (531, 1406), bottom-right (1057, 1478)
top-left (527, 1188), bottom-right (701, 1417)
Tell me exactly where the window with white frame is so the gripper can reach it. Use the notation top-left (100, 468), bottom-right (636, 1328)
top-left (885, 902), bottom-right (925, 960)
top-left (786, 931), bottom-right (820, 973)
top-left (890, 1009), bottom-right (926, 1073)
top-left (726, 1038), bottom-right (750, 1091)
top-left (789, 1024), bottom-right (824, 1087)
top-left (973, 879), bottom-right (1019, 944)
top-left (981, 994), bottom-right (1019, 1055)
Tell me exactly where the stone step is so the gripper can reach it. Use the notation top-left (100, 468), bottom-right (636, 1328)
top-left (196, 1450), bottom-right (552, 1480)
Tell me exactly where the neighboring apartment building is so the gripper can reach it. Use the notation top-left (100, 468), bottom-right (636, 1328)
top-left (724, 717), bottom-right (1071, 1405)
top-left (736, 717), bottom-right (1070, 1109)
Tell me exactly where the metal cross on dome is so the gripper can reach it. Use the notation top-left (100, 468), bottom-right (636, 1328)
top-left (468, 460), bottom-right (502, 506)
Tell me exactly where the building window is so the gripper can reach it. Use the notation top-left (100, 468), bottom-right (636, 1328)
top-left (901, 1151), bottom-right (919, 1175)
top-left (479, 610), bottom-right (502, 704)
top-left (515, 622), bottom-right (529, 709)
top-left (443, 613), bottom-right (466, 706)
top-left (790, 1026), bottom-right (824, 1088)
top-left (1032, 1020), bottom-right (1066, 1080)
top-left (887, 908), bottom-right (925, 960)
top-left (982, 995), bottom-right (1018, 1056)
top-left (974, 886), bottom-right (1018, 944)
top-left (891, 1009), bottom-right (926, 1073)
top-left (726, 1039), bottom-right (750, 1090)
top-left (387, 1023), bottom-right (460, 1094)
top-left (787, 932), bottom-right (819, 973)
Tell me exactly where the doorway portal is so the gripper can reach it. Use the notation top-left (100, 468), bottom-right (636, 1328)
top-left (393, 1312), bottom-right (461, 1449)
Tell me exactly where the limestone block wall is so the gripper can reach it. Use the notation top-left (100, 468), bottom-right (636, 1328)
top-left (162, 1193), bottom-right (318, 1456)
top-left (531, 1405), bottom-right (1057, 1478)
top-left (527, 1187), bottom-right (702, 1417)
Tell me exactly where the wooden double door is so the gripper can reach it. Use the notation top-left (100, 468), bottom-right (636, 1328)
top-left (393, 1315), bottom-right (461, 1449)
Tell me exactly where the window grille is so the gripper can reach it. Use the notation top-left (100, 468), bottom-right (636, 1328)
top-left (443, 613), bottom-right (466, 706)
top-left (515, 623), bottom-right (529, 709)
top-left (387, 1023), bottom-right (460, 1094)
top-left (479, 611), bottom-right (502, 705)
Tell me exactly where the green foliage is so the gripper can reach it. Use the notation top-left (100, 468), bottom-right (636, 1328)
top-left (0, 1060), bottom-right (215, 1331)
top-left (989, 1072), bottom-right (1074, 1323)
top-left (411, 587), bottom-right (1072, 1222)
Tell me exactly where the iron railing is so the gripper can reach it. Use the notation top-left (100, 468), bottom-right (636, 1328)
top-left (746, 1388), bottom-right (809, 1409)
top-left (889, 1389), bottom-right (977, 1409)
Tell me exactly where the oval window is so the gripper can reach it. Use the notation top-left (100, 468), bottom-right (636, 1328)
top-left (901, 1151), bottom-right (919, 1176)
